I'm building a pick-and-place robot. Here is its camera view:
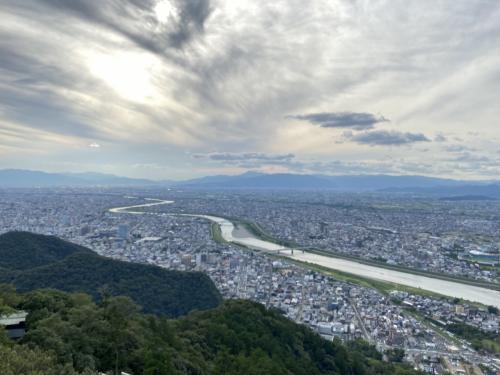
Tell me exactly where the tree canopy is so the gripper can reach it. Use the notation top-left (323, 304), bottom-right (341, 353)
top-left (0, 286), bottom-right (423, 375)
top-left (0, 232), bottom-right (221, 316)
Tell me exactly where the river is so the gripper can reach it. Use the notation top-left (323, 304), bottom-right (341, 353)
top-left (110, 199), bottom-right (500, 308)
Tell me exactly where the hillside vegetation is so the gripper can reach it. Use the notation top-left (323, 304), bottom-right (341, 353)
top-left (0, 231), bottom-right (424, 374)
top-left (0, 231), bottom-right (93, 270)
top-left (446, 323), bottom-right (500, 355)
top-left (0, 232), bottom-right (221, 316)
top-left (0, 287), bottom-right (423, 375)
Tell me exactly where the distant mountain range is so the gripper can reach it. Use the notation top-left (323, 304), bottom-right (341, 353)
top-left (175, 172), bottom-right (500, 196)
top-left (0, 169), bottom-right (168, 187)
top-left (176, 171), bottom-right (473, 190)
top-left (178, 171), bottom-right (335, 189)
top-left (1, 169), bottom-right (499, 196)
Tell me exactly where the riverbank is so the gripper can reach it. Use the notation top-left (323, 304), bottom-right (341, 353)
top-left (109, 199), bottom-right (500, 308)
top-left (238, 218), bottom-right (500, 291)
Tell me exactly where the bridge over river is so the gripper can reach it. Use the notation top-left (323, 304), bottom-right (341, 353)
top-left (109, 198), bottom-right (500, 308)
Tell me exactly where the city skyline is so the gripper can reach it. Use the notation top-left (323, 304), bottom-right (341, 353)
top-left (1, 1), bottom-right (500, 179)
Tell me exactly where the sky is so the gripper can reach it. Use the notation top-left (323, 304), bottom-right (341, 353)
top-left (0, 0), bottom-right (500, 180)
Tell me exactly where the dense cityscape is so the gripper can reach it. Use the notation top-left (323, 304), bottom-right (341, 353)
top-left (1, 187), bottom-right (498, 374)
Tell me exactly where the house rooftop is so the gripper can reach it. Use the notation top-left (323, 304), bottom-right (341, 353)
top-left (0, 311), bottom-right (28, 326)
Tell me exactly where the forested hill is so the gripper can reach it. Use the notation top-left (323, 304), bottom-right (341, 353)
top-left (0, 231), bottom-right (93, 270)
top-left (0, 287), bottom-right (423, 375)
top-left (0, 232), bottom-right (221, 316)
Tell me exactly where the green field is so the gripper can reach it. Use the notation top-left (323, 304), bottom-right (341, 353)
top-left (210, 222), bottom-right (226, 243)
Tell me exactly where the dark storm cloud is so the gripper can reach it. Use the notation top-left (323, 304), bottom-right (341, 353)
top-left (350, 130), bottom-right (430, 146)
top-left (288, 112), bottom-right (389, 130)
top-left (34, 0), bottom-right (211, 52)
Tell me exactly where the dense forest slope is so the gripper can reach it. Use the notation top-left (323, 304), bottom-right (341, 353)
top-left (0, 232), bottom-right (221, 316)
top-left (0, 231), bottom-right (93, 270)
top-left (0, 287), bottom-right (422, 375)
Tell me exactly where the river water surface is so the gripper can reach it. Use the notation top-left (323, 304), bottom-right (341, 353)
top-left (110, 199), bottom-right (500, 308)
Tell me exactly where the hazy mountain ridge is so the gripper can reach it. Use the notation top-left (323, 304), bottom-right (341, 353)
top-left (178, 172), bottom-right (334, 189)
top-left (1, 168), bottom-right (498, 192)
top-left (177, 171), bottom-right (495, 191)
top-left (0, 169), bottom-right (168, 187)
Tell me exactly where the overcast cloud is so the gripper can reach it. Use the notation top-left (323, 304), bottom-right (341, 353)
top-left (289, 112), bottom-right (389, 130)
top-left (350, 130), bottom-right (430, 146)
top-left (1, 0), bottom-right (500, 179)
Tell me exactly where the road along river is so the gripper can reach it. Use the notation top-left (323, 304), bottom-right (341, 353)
top-left (110, 199), bottom-right (500, 308)
top-left (109, 198), bottom-right (175, 213)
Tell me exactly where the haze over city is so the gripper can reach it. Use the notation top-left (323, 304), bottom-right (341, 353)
top-left (1, 0), bottom-right (500, 179)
